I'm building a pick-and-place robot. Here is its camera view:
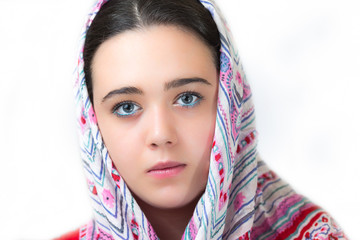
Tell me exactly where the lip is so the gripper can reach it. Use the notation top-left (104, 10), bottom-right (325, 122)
top-left (147, 161), bottom-right (186, 179)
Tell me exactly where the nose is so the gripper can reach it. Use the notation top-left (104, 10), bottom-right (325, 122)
top-left (145, 106), bottom-right (177, 149)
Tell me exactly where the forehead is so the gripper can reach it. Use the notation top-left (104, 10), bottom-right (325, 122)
top-left (91, 25), bottom-right (216, 92)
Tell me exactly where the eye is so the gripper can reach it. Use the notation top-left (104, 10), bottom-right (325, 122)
top-left (175, 92), bottom-right (203, 107)
top-left (112, 101), bottom-right (141, 117)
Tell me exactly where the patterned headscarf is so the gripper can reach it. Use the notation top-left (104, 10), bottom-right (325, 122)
top-left (74, 0), bottom-right (347, 239)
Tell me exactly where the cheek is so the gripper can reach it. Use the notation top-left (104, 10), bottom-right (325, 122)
top-left (106, 136), bottom-right (130, 168)
top-left (96, 116), bottom-right (141, 172)
top-left (191, 123), bottom-right (213, 188)
top-left (104, 130), bottom-right (145, 184)
top-left (184, 110), bottom-right (216, 166)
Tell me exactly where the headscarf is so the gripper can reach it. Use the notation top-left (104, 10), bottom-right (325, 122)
top-left (74, 0), bottom-right (347, 239)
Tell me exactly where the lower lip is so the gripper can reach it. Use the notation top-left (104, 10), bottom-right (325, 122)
top-left (147, 165), bottom-right (186, 179)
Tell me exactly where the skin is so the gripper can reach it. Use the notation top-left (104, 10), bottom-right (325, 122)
top-left (92, 25), bottom-right (218, 239)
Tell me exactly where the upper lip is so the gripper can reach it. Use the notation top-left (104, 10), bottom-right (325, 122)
top-left (147, 161), bottom-right (185, 172)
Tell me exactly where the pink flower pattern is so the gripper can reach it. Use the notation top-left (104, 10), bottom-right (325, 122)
top-left (234, 192), bottom-right (246, 210)
top-left (102, 189), bottom-right (115, 209)
top-left (88, 106), bottom-right (97, 124)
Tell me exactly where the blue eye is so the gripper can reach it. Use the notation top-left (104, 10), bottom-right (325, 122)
top-left (175, 92), bottom-right (203, 107)
top-left (113, 102), bottom-right (141, 117)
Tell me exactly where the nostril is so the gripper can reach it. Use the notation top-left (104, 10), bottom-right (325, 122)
top-left (150, 141), bottom-right (172, 148)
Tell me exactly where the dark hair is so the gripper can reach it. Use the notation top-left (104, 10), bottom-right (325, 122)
top-left (83, 0), bottom-right (221, 103)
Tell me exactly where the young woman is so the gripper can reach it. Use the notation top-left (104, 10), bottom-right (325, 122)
top-left (63, 0), bottom-right (348, 239)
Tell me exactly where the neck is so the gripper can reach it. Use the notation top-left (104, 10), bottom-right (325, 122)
top-left (133, 193), bottom-right (202, 240)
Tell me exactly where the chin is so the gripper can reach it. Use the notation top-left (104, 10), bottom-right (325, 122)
top-left (150, 187), bottom-right (205, 209)
top-left (133, 187), bottom-right (203, 210)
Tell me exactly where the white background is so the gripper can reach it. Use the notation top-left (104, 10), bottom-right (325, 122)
top-left (0, 0), bottom-right (358, 239)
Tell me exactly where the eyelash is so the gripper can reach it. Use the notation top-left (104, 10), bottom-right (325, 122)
top-left (174, 91), bottom-right (204, 108)
top-left (112, 91), bottom-right (204, 118)
top-left (112, 101), bottom-right (142, 118)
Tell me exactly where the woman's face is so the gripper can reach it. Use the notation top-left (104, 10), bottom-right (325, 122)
top-left (92, 25), bottom-right (218, 209)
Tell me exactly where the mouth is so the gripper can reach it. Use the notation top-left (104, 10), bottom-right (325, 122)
top-left (147, 161), bottom-right (186, 178)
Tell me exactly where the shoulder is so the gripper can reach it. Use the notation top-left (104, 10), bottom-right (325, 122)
top-left (54, 220), bottom-right (97, 240)
top-left (251, 161), bottom-right (348, 239)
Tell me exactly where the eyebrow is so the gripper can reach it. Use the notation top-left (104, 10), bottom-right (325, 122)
top-left (102, 77), bottom-right (212, 103)
top-left (102, 87), bottom-right (143, 102)
top-left (164, 77), bottom-right (212, 91)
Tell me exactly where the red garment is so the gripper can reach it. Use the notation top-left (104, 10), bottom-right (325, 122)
top-left (53, 228), bottom-right (79, 240)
